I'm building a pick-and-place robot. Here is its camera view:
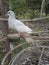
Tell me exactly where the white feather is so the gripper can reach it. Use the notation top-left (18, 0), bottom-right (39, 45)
top-left (7, 10), bottom-right (32, 34)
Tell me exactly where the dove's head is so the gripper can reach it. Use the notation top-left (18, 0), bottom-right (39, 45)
top-left (6, 10), bottom-right (15, 18)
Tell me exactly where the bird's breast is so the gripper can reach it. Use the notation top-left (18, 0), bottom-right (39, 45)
top-left (8, 19), bottom-right (15, 29)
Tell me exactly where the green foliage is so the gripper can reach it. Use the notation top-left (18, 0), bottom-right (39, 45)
top-left (6, 0), bottom-right (25, 19)
top-left (28, 0), bottom-right (42, 9)
top-left (0, 0), bottom-right (49, 18)
top-left (6, 0), bottom-right (39, 18)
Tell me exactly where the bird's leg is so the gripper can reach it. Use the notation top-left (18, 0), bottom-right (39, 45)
top-left (20, 32), bottom-right (29, 38)
top-left (16, 32), bottom-right (25, 38)
top-left (17, 32), bottom-right (33, 46)
top-left (20, 32), bottom-right (26, 38)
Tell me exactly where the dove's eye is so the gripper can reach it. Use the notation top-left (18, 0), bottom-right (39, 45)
top-left (8, 12), bottom-right (10, 14)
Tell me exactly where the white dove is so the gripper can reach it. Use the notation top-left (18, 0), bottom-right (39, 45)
top-left (7, 10), bottom-right (34, 44)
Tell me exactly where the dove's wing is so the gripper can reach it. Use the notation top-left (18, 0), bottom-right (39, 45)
top-left (14, 19), bottom-right (32, 34)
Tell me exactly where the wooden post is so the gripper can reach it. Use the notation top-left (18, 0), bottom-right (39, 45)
top-left (40, 0), bottom-right (45, 30)
top-left (1, 0), bottom-right (10, 53)
top-left (1, 0), bottom-right (11, 63)
top-left (40, 0), bottom-right (45, 17)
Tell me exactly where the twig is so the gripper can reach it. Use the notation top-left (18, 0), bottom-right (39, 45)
top-left (0, 37), bottom-right (7, 42)
top-left (38, 47), bottom-right (45, 65)
top-left (0, 16), bottom-right (49, 21)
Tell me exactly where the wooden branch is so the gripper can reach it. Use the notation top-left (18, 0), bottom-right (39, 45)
top-left (0, 16), bottom-right (49, 22)
top-left (8, 30), bottom-right (49, 37)
top-left (22, 16), bottom-right (49, 22)
top-left (32, 36), bottom-right (49, 40)
top-left (0, 37), bottom-right (49, 42)
top-left (0, 37), bottom-right (7, 42)
top-left (38, 47), bottom-right (44, 65)
top-left (0, 31), bottom-right (49, 42)
top-left (0, 30), bottom-right (49, 42)
top-left (8, 34), bottom-right (20, 39)
top-left (0, 18), bottom-right (7, 21)
top-left (8, 33), bottom-right (49, 40)
top-left (8, 34), bottom-right (49, 40)
top-left (32, 30), bottom-right (49, 34)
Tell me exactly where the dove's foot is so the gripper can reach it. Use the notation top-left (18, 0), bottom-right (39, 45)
top-left (18, 32), bottom-right (29, 38)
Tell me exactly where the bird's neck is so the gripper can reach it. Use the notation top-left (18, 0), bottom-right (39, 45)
top-left (9, 16), bottom-right (15, 19)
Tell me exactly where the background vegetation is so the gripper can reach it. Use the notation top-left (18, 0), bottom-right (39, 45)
top-left (6, 0), bottom-right (49, 19)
